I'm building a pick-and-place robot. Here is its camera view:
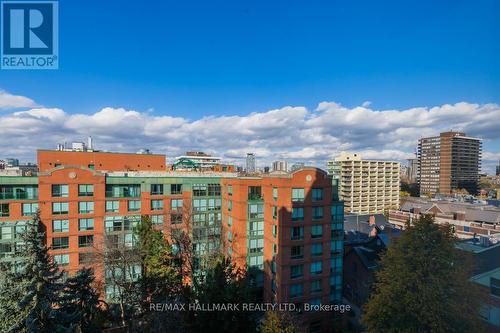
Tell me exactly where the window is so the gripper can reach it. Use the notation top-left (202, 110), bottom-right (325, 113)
top-left (88, 164), bottom-right (95, 170)
top-left (52, 237), bottom-right (69, 249)
top-left (228, 200), bottom-right (232, 212)
top-left (292, 207), bottom-right (304, 221)
top-left (78, 184), bottom-right (94, 197)
top-left (52, 184), bottom-right (69, 198)
top-left (78, 235), bottom-right (94, 248)
top-left (311, 243), bottom-right (323, 256)
top-left (330, 240), bottom-right (343, 254)
top-left (272, 187), bottom-right (278, 200)
top-left (273, 243), bottom-right (277, 255)
top-left (290, 283), bottom-right (303, 298)
top-left (249, 239), bottom-right (264, 253)
top-left (311, 261), bottom-right (323, 275)
top-left (171, 199), bottom-right (183, 211)
top-left (151, 184), bottom-right (163, 195)
top-left (171, 213), bottom-right (182, 224)
top-left (208, 198), bottom-right (221, 211)
top-left (250, 221), bottom-right (264, 236)
top-left (193, 199), bottom-right (207, 212)
top-left (52, 219), bottom-right (69, 233)
top-left (193, 184), bottom-right (207, 196)
top-left (312, 206), bottom-right (323, 220)
top-left (54, 254), bottom-right (69, 266)
top-left (272, 225), bottom-right (278, 238)
top-left (331, 258), bottom-right (342, 272)
top-left (227, 231), bottom-right (233, 242)
top-left (0, 204), bottom-right (9, 217)
top-left (227, 216), bottom-right (232, 227)
top-left (105, 216), bottom-right (123, 232)
top-left (311, 225), bottom-right (323, 238)
top-left (291, 246), bottom-right (304, 259)
top-left (272, 206), bottom-right (278, 219)
top-left (151, 199), bottom-right (164, 211)
top-left (312, 188), bottom-right (323, 201)
top-left (290, 264), bottom-right (303, 279)
top-left (105, 184), bottom-right (140, 198)
top-left (311, 280), bottom-right (322, 293)
top-left (170, 184), bottom-right (181, 195)
top-left (22, 203), bottom-right (38, 216)
top-left (151, 215), bottom-right (164, 225)
top-left (208, 184), bottom-right (221, 196)
top-left (79, 218), bottom-right (94, 231)
top-left (291, 226), bottom-right (304, 240)
top-left (292, 188), bottom-right (305, 202)
top-left (248, 186), bottom-right (262, 200)
top-left (79, 253), bottom-right (94, 265)
top-left (249, 204), bottom-right (263, 219)
top-left (79, 201), bottom-right (94, 214)
top-left (227, 185), bottom-right (233, 196)
top-left (52, 202), bottom-right (69, 215)
top-left (128, 200), bottom-right (141, 212)
top-left (1, 226), bottom-right (12, 240)
top-left (106, 201), bottom-right (119, 213)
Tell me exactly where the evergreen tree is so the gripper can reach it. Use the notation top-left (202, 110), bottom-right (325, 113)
top-left (60, 268), bottom-right (104, 333)
top-left (361, 215), bottom-right (484, 333)
top-left (0, 212), bottom-right (68, 333)
top-left (190, 256), bottom-right (258, 333)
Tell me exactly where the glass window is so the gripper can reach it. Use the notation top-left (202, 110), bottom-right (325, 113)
top-left (272, 225), bottom-right (278, 238)
top-left (291, 226), bottom-right (304, 240)
top-left (52, 184), bottom-right (69, 198)
top-left (52, 202), bottom-right (69, 215)
top-left (312, 188), bottom-right (323, 201)
top-left (330, 240), bottom-right (343, 254)
top-left (249, 204), bottom-right (264, 219)
top-left (52, 219), bottom-right (69, 233)
top-left (151, 184), bottom-right (163, 195)
top-left (290, 264), bottom-right (303, 279)
top-left (228, 200), bottom-right (232, 211)
top-left (311, 280), bottom-right (322, 293)
top-left (227, 216), bottom-right (232, 227)
top-left (193, 199), bottom-right (207, 212)
top-left (249, 238), bottom-right (264, 253)
top-left (78, 235), bottom-right (94, 247)
top-left (78, 184), bottom-right (94, 197)
top-left (292, 188), bottom-right (305, 202)
top-left (312, 206), bottom-right (324, 220)
top-left (311, 243), bottom-right (323, 256)
top-left (0, 203), bottom-right (9, 217)
top-left (52, 237), bottom-right (69, 249)
top-left (171, 213), bottom-right (182, 224)
top-left (0, 226), bottom-right (12, 240)
top-left (272, 187), bottom-right (278, 200)
top-left (193, 184), bottom-right (207, 196)
top-left (208, 184), bottom-right (221, 196)
top-left (292, 207), bottom-right (304, 221)
top-left (249, 221), bottom-right (264, 236)
top-left (311, 261), bottom-right (323, 275)
top-left (227, 185), bottom-right (233, 196)
top-left (311, 225), bottom-right (323, 238)
top-left (79, 201), bottom-right (94, 214)
top-left (22, 203), bottom-right (39, 216)
top-left (291, 245), bottom-right (304, 259)
top-left (151, 199), bottom-right (164, 211)
top-left (171, 199), bottom-right (183, 210)
top-left (272, 206), bottom-right (278, 219)
top-left (171, 184), bottom-right (182, 195)
top-left (106, 201), bottom-right (119, 213)
top-left (128, 200), bottom-right (141, 212)
top-left (290, 283), bottom-right (303, 298)
top-left (79, 218), bottom-right (94, 231)
top-left (54, 254), bottom-right (69, 266)
top-left (151, 215), bottom-right (164, 225)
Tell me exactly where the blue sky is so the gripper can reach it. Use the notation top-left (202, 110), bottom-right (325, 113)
top-left (0, 0), bottom-right (499, 171)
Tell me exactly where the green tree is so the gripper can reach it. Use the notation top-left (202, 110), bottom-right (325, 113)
top-left (190, 256), bottom-right (258, 333)
top-left (60, 268), bottom-right (105, 333)
top-left (260, 310), bottom-right (298, 333)
top-left (362, 215), bottom-right (483, 333)
top-left (0, 212), bottom-right (69, 333)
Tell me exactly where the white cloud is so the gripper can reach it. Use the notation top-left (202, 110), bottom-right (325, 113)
top-left (1, 95), bottom-right (500, 173)
top-left (0, 90), bottom-right (37, 110)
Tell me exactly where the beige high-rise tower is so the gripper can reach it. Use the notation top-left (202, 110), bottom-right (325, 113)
top-left (327, 152), bottom-right (400, 214)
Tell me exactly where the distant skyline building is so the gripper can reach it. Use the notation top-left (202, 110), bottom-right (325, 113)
top-left (496, 160), bottom-right (500, 176)
top-left (291, 162), bottom-right (305, 172)
top-left (246, 153), bottom-right (256, 173)
top-left (418, 131), bottom-right (482, 196)
top-left (327, 152), bottom-right (400, 214)
top-left (272, 160), bottom-right (288, 172)
top-left (406, 157), bottom-right (418, 182)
